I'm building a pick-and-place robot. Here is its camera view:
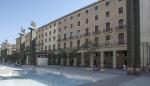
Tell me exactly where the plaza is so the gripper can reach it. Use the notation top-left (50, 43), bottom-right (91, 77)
top-left (0, 65), bottom-right (150, 86)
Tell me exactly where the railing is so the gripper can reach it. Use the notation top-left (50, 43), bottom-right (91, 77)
top-left (75, 34), bottom-right (82, 39)
top-left (83, 32), bottom-right (91, 37)
top-left (115, 25), bottom-right (127, 31)
top-left (103, 27), bottom-right (113, 33)
top-left (92, 30), bottom-right (101, 36)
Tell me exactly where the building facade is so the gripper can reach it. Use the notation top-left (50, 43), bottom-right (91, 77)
top-left (33, 0), bottom-right (127, 68)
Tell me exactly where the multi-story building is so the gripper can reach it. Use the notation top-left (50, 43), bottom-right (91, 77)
top-left (34, 0), bottom-right (127, 68)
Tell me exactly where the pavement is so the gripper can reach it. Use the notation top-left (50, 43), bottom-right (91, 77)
top-left (0, 64), bottom-right (150, 86)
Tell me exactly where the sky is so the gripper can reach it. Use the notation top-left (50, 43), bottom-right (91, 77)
top-left (0, 0), bottom-right (97, 44)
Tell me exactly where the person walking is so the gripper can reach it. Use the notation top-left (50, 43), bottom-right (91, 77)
top-left (123, 64), bottom-right (127, 71)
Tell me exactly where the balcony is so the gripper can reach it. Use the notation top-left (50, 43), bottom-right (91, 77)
top-left (75, 34), bottom-right (82, 39)
top-left (69, 36), bottom-right (74, 40)
top-left (115, 25), bottom-right (127, 32)
top-left (92, 30), bottom-right (101, 36)
top-left (83, 32), bottom-right (91, 37)
top-left (103, 28), bottom-right (113, 33)
top-left (99, 41), bottom-right (127, 48)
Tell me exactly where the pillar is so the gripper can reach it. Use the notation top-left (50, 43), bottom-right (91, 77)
top-left (81, 53), bottom-right (85, 66)
top-left (61, 58), bottom-right (64, 66)
top-left (127, 0), bottom-right (141, 75)
top-left (74, 57), bottom-right (77, 66)
top-left (90, 53), bottom-right (94, 67)
top-left (67, 54), bottom-right (70, 66)
top-left (101, 51), bottom-right (104, 68)
top-left (113, 51), bottom-right (117, 69)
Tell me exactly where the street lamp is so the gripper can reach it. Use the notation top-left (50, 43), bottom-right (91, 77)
top-left (28, 27), bottom-right (36, 65)
top-left (19, 33), bottom-right (24, 64)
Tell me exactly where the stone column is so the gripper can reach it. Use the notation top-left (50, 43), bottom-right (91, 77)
top-left (127, 0), bottom-right (141, 75)
top-left (81, 53), bottom-right (85, 66)
top-left (74, 57), bottom-right (77, 66)
top-left (100, 51), bottom-right (104, 68)
top-left (113, 51), bottom-right (117, 69)
top-left (90, 53), bottom-right (94, 67)
top-left (67, 54), bottom-right (70, 66)
top-left (61, 58), bottom-right (64, 66)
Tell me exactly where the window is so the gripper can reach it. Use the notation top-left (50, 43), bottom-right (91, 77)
top-left (49, 31), bottom-right (51, 35)
top-left (54, 23), bottom-right (56, 26)
top-left (106, 1), bottom-right (110, 6)
top-left (45, 46), bottom-right (47, 51)
top-left (64, 43), bottom-right (66, 49)
top-left (49, 25), bottom-right (51, 28)
top-left (70, 32), bottom-right (73, 38)
top-left (105, 35), bottom-right (110, 45)
top-left (59, 21), bottom-right (61, 24)
top-left (45, 32), bottom-right (47, 36)
top-left (95, 6), bottom-right (98, 10)
top-left (77, 40), bottom-right (80, 48)
top-left (64, 19), bottom-right (66, 22)
top-left (106, 22), bottom-right (110, 31)
top-left (85, 10), bottom-right (88, 14)
top-left (64, 26), bottom-right (67, 30)
top-left (70, 16), bottom-right (73, 20)
top-left (86, 18), bottom-right (89, 24)
top-left (53, 44), bottom-right (55, 50)
top-left (95, 15), bottom-right (98, 21)
top-left (49, 38), bottom-right (51, 42)
top-left (118, 7), bottom-right (123, 14)
top-left (118, 19), bottom-right (124, 29)
top-left (95, 37), bottom-right (99, 44)
top-left (78, 21), bottom-right (80, 26)
top-left (53, 36), bottom-right (55, 41)
top-left (42, 40), bottom-right (43, 44)
top-left (118, 33), bottom-right (124, 45)
top-left (95, 25), bottom-right (99, 34)
top-left (106, 11), bottom-right (110, 18)
top-left (70, 41), bottom-right (73, 48)
top-left (59, 35), bottom-right (60, 40)
top-left (71, 24), bottom-right (73, 28)
top-left (64, 34), bottom-right (67, 40)
top-left (45, 39), bottom-right (47, 43)
top-left (54, 30), bottom-right (56, 34)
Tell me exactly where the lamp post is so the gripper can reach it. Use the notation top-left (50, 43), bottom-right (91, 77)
top-left (19, 33), bottom-right (24, 64)
top-left (28, 27), bottom-right (36, 65)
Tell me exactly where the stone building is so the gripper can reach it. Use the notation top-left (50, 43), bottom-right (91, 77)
top-left (34, 0), bottom-right (127, 68)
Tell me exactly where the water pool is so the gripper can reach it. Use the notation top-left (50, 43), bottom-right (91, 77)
top-left (0, 69), bottom-right (93, 86)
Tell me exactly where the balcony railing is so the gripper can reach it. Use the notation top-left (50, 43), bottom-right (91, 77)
top-left (103, 28), bottom-right (113, 33)
top-left (69, 36), bottom-right (74, 40)
top-left (115, 25), bottom-right (127, 31)
top-left (83, 32), bottom-right (91, 37)
top-left (75, 34), bottom-right (82, 39)
top-left (92, 30), bottom-right (101, 36)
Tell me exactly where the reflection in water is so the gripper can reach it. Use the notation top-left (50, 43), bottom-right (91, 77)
top-left (0, 69), bottom-right (92, 86)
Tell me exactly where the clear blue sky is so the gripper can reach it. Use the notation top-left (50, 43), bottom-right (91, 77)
top-left (0, 0), bottom-right (97, 44)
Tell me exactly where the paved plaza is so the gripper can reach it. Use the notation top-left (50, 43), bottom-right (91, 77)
top-left (0, 64), bottom-right (150, 86)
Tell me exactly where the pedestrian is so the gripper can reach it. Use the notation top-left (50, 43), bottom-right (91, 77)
top-left (123, 64), bottom-right (127, 71)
